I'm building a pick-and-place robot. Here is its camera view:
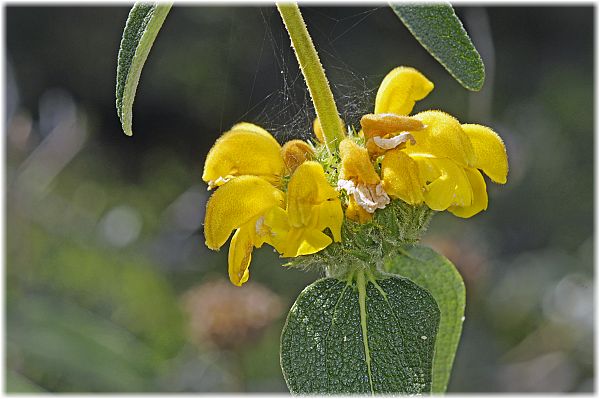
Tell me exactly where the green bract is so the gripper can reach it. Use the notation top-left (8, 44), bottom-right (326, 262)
top-left (287, 199), bottom-right (433, 276)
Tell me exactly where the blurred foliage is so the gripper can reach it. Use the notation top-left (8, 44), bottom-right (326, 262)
top-left (6, 5), bottom-right (593, 393)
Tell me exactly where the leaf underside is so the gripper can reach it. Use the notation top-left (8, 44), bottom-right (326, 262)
top-left (280, 275), bottom-right (440, 394)
top-left (116, 2), bottom-right (172, 136)
top-left (385, 245), bottom-right (466, 393)
top-left (390, 3), bottom-right (485, 91)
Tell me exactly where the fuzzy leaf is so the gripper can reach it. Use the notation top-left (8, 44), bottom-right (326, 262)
top-left (116, 2), bottom-right (172, 136)
top-left (280, 273), bottom-right (440, 394)
top-left (390, 3), bottom-right (485, 91)
top-left (384, 245), bottom-right (465, 393)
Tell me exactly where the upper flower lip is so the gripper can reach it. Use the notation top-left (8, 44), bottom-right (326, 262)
top-left (339, 139), bottom-right (381, 185)
top-left (360, 113), bottom-right (424, 139)
top-left (202, 123), bottom-right (285, 189)
top-left (374, 66), bottom-right (434, 116)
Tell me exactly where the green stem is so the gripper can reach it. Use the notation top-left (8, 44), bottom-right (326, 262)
top-left (277, 3), bottom-right (345, 153)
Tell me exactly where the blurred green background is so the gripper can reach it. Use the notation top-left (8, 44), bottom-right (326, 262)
top-left (6, 5), bottom-right (593, 393)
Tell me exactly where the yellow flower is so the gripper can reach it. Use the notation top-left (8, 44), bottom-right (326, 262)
top-left (203, 123), bottom-right (342, 285)
top-left (359, 67), bottom-right (433, 160)
top-left (338, 138), bottom-right (389, 222)
top-left (266, 161), bottom-right (343, 257)
top-left (204, 175), bottom-right (285, 286)
top-left (202, 123), bottom-right (285, 189)
top-left (369, 66), bottom-right (509, 218)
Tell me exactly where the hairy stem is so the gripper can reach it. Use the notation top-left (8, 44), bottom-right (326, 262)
top-left (277, 3), bottom-right (345, 153)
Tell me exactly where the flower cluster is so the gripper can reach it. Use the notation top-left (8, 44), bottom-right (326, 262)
top-left (203, 66), bottom-right (508, 286)
top-left (203, 123), bottom-right (343, 286)
top-left (339, 66), bottom-right (509, 221)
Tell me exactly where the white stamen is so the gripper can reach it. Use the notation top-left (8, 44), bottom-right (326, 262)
top-left (373, 132), bottom-right (416, 150)
top-left (337, 179), bottom-right (390, 213)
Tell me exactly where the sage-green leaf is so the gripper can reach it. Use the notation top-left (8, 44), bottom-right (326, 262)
top-left (280, 272), bottom-right (440, 394)
top-left (390, 3), bottom-right (485, 91)
top-left (384, 245), bottom-right (465, 393)
top-left (116, 2), bottom-right (172, 136)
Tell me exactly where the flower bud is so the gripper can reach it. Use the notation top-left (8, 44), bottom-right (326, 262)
top-left (281, 139), bottom-right (315, 174)
top-left (313, 116), bottom-right (345, 143)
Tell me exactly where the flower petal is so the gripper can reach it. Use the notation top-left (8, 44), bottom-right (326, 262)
top-left (263, 206), bottom-right (290, 254)
top-left (204, 175), bottom-right (284, 250)
top-left (462, 124), bottom-right (509, 184)
top-left (316, 199), bottom-right (344, 242)
top-left (230, 122), bottom-right (272, 137)
top-left (345, 196), bottom-right (373, 223)
top-left (282, 161), bottom-right (343, 256)
top-left (228, 227), bottom-right (253, 286)
top-left (374, 66), bottom-right (434, 115)
top-left (449, 168), bottom-right (488, 218)
top-left (416, 157), bottom-right (473, 211)
top-left (408, 111), bottom-right (476, 167)
top-left (339, 139), bottom-right (380, 184)
top-left (366, 133), bottom-right (416, 158)
top-left (286, 161), bottom-right (339, 228)
top-left (202, 123), bottom-right (285, 187)
top-left (292, 229), bottom-right (333, 257)
top-left (353, 182), bottom-right (390, 213)
top-left (381, 149), bottom-right (424, 205)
